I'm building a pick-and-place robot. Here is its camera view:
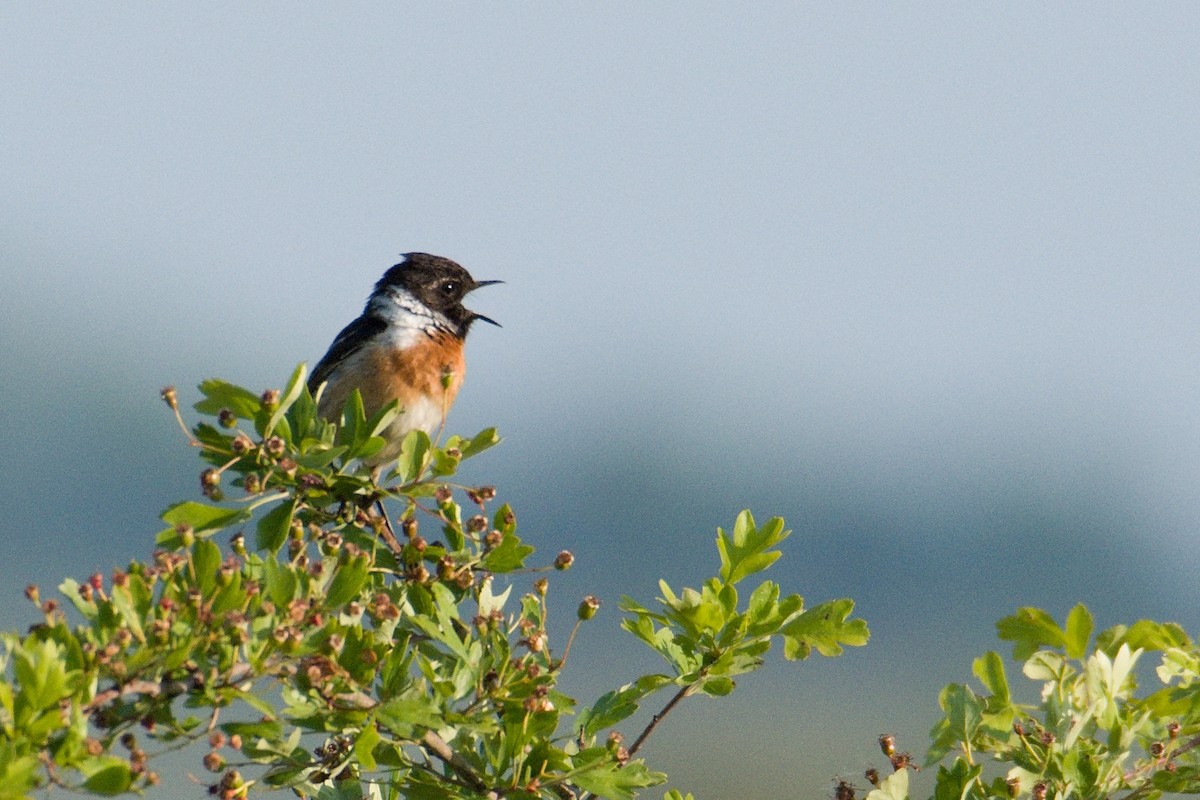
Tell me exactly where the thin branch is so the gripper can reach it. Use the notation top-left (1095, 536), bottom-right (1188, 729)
top-left (373, 499), bottom-right (405, 555)
top-left (576, 684), bottom-right (693, 800)
top-left (83, 663), bottom-right (254, 715)
top-left (628, 684), bottom-right (690, 758)
top-left (420, 730), bottom-right (492, 797)
top-left (555, 619), bottom-right (584, 670)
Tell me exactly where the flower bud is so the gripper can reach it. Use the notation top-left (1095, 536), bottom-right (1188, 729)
top-left (217, 409), bottom-right (237, 429)
top-left (554, 551), bottom-right (574, 571)
top-left (161, 386), bottom-right (179, 410)
top-left (577, 595), bottom-right (600, 621)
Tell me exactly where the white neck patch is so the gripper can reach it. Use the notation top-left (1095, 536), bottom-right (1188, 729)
top-left (368, 286), bottom-right (453, 346)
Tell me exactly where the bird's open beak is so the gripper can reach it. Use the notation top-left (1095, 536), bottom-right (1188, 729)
top-left (468, 280), bottom-right (502, 327)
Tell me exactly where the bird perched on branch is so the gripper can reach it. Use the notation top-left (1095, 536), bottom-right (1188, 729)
top-left (308, 252), bottom-right (500, 464)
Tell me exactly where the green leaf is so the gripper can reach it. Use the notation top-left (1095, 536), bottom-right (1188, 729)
top-left (570, 758), bottom-right (666, 800)
top-left (866, 767), bottom-right (909, 800)
top-left (158, 501), bottom-right (250, 546)
top-left (109, 584), bottom-right (146, 644)
top-left (195, 379), bottom-right (263, 417)
top-left (931, 758), bottom-right (982, 800)
top-left (972, 651), bottom-right (1009, 704)
top-left (395, 430), bottom-right (432, 483)
top-left (256, 499), bottom-right (297, 554)
top-left (461, 427), bottom-right (501, 458)
top-left (481, 531), bottom-right (534, 573)
top-left (265, 363), bottom-right (307, 437)
top-left (325, 554), bottom-right (371, 609)
top-left (940, 683), bottom-right (984, 743)
top-left (578, 675), bottom-right (673, 739)
top-left (780, 599), bottom-right (869, 659)
top-left (1064, 603), bottom-right (1093, 660)
top-left (264, 558), bottom-right (298, 607)
top-left (161, 500), bottom-right (249, 532)
top-left (58, 578), bottom-right (98, 620)
top-left (355, 722), bottom-right (381, 772)
top-left (716, 510), bottom-right (790, 586)
top-left (996, 607), bottom-right (1066, 661)
top-left (698, 676), bottom-right (735, 696)
top-left (1104, 619), bottom-right (1192, 652)
top-left (80, 757), bottom-right (134, 796)
top-left (375, 696), bottom-right (442, 738)
top-left (192, 539), bottom-right (222, 594)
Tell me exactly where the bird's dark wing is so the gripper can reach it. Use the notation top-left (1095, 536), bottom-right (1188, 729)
top-left (308, 314), bottom-right (387, 392)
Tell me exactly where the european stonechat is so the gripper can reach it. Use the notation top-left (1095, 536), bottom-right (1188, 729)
top-left (308, 253), bottom-right (500, 464)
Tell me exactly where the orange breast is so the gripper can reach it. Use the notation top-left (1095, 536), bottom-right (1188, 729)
top-left (317, 332), bottom-right (465, 427)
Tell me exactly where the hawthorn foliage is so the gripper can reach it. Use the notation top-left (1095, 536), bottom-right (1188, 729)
top-left (7, 365), bottom-right (1200, 800)
top-left (0, 365), bottom-right (868, 799)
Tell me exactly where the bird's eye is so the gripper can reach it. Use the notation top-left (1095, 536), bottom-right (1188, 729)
top-left (440, 280), bottom-right (460, 296)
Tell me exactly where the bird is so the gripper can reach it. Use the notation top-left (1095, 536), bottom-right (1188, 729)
top-left (308, 253), bottom-right (500, 464)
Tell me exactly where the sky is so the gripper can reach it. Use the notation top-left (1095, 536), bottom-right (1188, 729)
top-left (3, 5), bottom-right (1200, 798)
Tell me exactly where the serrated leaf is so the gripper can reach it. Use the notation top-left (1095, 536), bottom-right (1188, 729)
top-left (481, 531), bottom-right (534, 573)
top-left (265, 363), bottom-right (307, 437)
top-left (866, 767), bottom-right (909, 800)
top-left (325, 555), bottom-right (370, 608)
top-left (462, 427), bottom-right (501, 458)
top-left (375, 696), bottom-right (442, 738)
top-left (941, 683), bottom-right (984, 742)
top-left (355, 722), bottom-right (382, 772)
top-left (972, 651), bottom-right (1009, 704)
top-left (160, 501), bottom-right (249, 534)
top-left (264, 558), bottom-right (298, 606)
top-left (716, 511), bottom-right (789, 586)
top-left (110, 584), bottom-right (146, 644)
top-left (570, 758), bottom-right (666, 800)
top-left (698, 676), bottom-right (735, 696)
top-left (1065, 603), bottom-right (1094, 660)
top-left (395, 430), bottom-right (432, 483)
top-left (195, 379), bottom-right (263, 417)
top-left (256, 499), bottom-right (296, 554)
top-left (578, 675), bottom-right (673, 739)
top-left (780, 599), bottom-right (869, 659)
top-left (80, 757), bottom-right (134, 795)
top-left (932, 759), bottom-right (982, 800)
top-left (192, 539), bottom-right (222, 594)
top-left (996, 607), bottom-right (1066, 661)
top-left (58, 578), bottom-right (98, 620)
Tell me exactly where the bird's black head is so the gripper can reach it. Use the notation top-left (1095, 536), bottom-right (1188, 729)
top-left (375, 253), bottom-right (501, 336)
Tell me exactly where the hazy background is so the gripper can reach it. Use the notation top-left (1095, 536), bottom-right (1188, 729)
top-left (4, 5), bottom-right (1200, 797)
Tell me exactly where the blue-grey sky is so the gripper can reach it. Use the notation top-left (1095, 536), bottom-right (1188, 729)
top-left (4, 5), bottom-right (1200, 798)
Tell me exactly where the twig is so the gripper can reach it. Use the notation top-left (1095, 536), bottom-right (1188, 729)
top-left (420, 730), bottom-right (492, 796)
top-left (555, 619), bottom-right (584, 670)
top-left (578, 684), bottom-right (693, 800)
top-left (374, 499), bottom-right (405, 555)
top-left (83, 663), bottom-right (254, 714)
top-left (628, 685), bottom-right (690, 757)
